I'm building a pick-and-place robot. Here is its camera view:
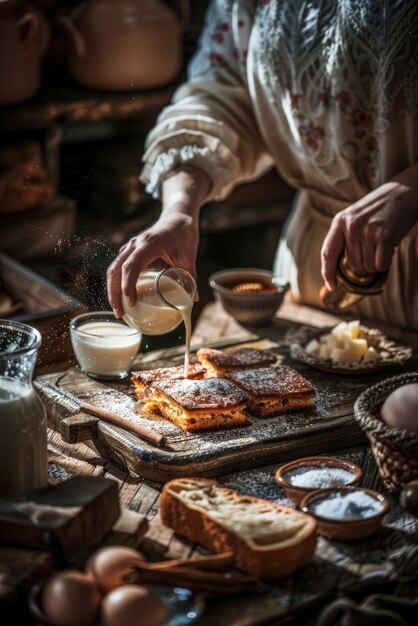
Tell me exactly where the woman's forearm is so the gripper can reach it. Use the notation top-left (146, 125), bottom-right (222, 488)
top-left (160, 165), bottom-right (212, 220)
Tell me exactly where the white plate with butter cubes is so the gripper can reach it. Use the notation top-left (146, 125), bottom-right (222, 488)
top-left (288, 321), bottom-right (412, 375)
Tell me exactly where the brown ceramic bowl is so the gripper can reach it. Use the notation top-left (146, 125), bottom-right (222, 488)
top-left (300, 487), bottom-right (390, 541)
top-left (209, 268), bottom-right (289, 326)
top-left (275, 456), bottom-right (363, 505)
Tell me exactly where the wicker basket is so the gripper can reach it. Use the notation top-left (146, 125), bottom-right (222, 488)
top-left (354, 372), bottom-right (418, 492)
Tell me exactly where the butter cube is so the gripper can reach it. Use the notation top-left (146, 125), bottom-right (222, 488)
top-left (331, 322), bottom-right (348, 337)
top-left (319, 344), bottom-right (330, 359)
top-left (306, 339), bottom-right (319, 354)
top-left (319, 332), bottom-right (332, 344)
top-left (331, 347), bottom-right (361, 363)
top-left (347, 338), bottom-right (368, 357)
top-left (324, 335), bottom-right (340, 350)
top-left (347, 319), bottom-right (360, 339)
top-left (363, 346), bottom-right (380, 362)
top-left (340, 331), bottom-right (353, 348)
top-left (330, 347), bottom-right (346, 362)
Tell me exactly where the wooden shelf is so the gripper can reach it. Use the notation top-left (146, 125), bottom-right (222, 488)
top-left (0, 80), bottom-right (176, 134)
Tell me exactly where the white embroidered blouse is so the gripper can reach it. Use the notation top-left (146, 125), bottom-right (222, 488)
top-left (141, 0), bottom-right (418, 329)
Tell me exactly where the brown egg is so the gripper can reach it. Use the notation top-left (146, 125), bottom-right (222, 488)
top-left (101, 585), bottom-right (169, 626)
top-left (41, 569), bottom-right (101, 626)
top-left (85, 546), bottom-right (145, 592)
top-left (380, 384), bottom-right (418, 432)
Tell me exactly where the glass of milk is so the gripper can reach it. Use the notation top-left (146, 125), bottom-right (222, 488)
top-left (70, 311), bottom-right (142, 380)
top-left (0, 320), bottom-right (48, 495)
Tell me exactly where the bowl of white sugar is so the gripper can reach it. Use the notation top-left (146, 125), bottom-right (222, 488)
top-left (301, 487), bottom-right (390, 540)
top-left (275, 456), bottom-right (362, 504)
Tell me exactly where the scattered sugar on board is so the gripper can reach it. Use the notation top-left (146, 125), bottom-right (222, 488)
top-left (312, 490), bottom-right (384, 520)
top-left (285, 466), bottom-right (354, 488)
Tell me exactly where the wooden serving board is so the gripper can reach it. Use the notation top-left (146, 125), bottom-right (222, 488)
top-left (33, 335), bottom-right (408, 483)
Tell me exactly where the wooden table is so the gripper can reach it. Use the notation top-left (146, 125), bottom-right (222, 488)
top-left (9, 301), bottom-right (418, 625)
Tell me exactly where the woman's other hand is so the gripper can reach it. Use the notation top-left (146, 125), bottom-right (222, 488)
top-left (107, 166), bottom-right (211, 317)
top-left (321, 176), bottom-right (418, 291)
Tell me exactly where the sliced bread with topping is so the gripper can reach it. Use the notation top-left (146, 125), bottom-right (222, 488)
top-left (160, 477), bottom-right (317, 580)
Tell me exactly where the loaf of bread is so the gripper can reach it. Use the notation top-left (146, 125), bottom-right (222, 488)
top-left (160, 478), bottom-right (317, 580)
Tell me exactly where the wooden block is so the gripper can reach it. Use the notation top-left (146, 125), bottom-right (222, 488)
top-left (0, 477), bottom-right (120, 564)
top-left (101, 509), bottom-right (149, 549)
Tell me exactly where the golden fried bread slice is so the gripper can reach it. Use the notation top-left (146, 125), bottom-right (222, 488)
top-left (131, 363), bottom-right (206, 404)
top-left (144, 378), bottom-right (249, 431)
top-left (197, 347), bottom-right (276, 378)
top-left (227, 366), bottom-right (315, 418)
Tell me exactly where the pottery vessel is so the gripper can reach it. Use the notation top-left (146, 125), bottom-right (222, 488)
top-left (209, 268), bottom-right (290, 327)
top-left (58, 0), bottom-right (189, 91)
top-left (0, 0), bottom-right (50, 105)
top-left (275, 456), bottom-right (363, 505)
top-left (301, 487), bottom-right (389, 541)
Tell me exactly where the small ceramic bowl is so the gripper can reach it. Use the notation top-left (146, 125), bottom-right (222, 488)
top-left (300, 487), bottom-right (390, 540)
top-left (275, 456), bottom-right (363, 505)
top-left (209, 268), bottom-right (289, 326)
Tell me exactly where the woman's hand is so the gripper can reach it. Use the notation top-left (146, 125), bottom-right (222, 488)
top-left (321, 179), bottom-right (418, 290)
top-left (107, 211), bottom-right (199, 317)
top-left (106, 166), bottom-right (211, 317)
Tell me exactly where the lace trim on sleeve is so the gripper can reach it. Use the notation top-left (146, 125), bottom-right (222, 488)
top-left (141, 131), bottom-right (241, 201)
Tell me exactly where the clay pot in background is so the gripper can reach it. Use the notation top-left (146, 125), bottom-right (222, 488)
top-left (0, 0), bottom-right (50, 105)
top-left (57, 0), bottom-right (189, 91)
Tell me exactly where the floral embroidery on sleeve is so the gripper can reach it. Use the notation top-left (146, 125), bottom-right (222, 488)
top-left (255, 0), bottom-right (417, 185)
top-left (189, 1), bottom-right (255, 78)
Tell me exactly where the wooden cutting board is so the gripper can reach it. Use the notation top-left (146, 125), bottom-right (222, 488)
top-left (34, 336), bottom-right (406, 483)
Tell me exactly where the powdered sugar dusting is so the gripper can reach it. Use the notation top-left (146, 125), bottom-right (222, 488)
top-left (197, 347), bottom-right (276, 369)
top-left (228, 366), bottom-right (315, 397)
top-left (132, 363), bottom-right (206, 384)
top-left (154, 378), bottom-right (248, 410)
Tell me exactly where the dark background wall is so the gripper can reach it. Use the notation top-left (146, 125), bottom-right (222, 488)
top-left (0, 0), bottom-right (295, 348)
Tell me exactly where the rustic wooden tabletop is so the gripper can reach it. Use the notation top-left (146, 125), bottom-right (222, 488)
top-left (6, 300), bottom-right (418, 625)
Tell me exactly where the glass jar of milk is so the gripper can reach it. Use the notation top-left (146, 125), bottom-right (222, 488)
top-left (0, 320), bottom-right (48, 495)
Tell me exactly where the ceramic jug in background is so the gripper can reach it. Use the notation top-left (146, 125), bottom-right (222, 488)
top-left (58, 0), bottom-right (189, 91)
top-left (0, 0), bottom-right (50, 105)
